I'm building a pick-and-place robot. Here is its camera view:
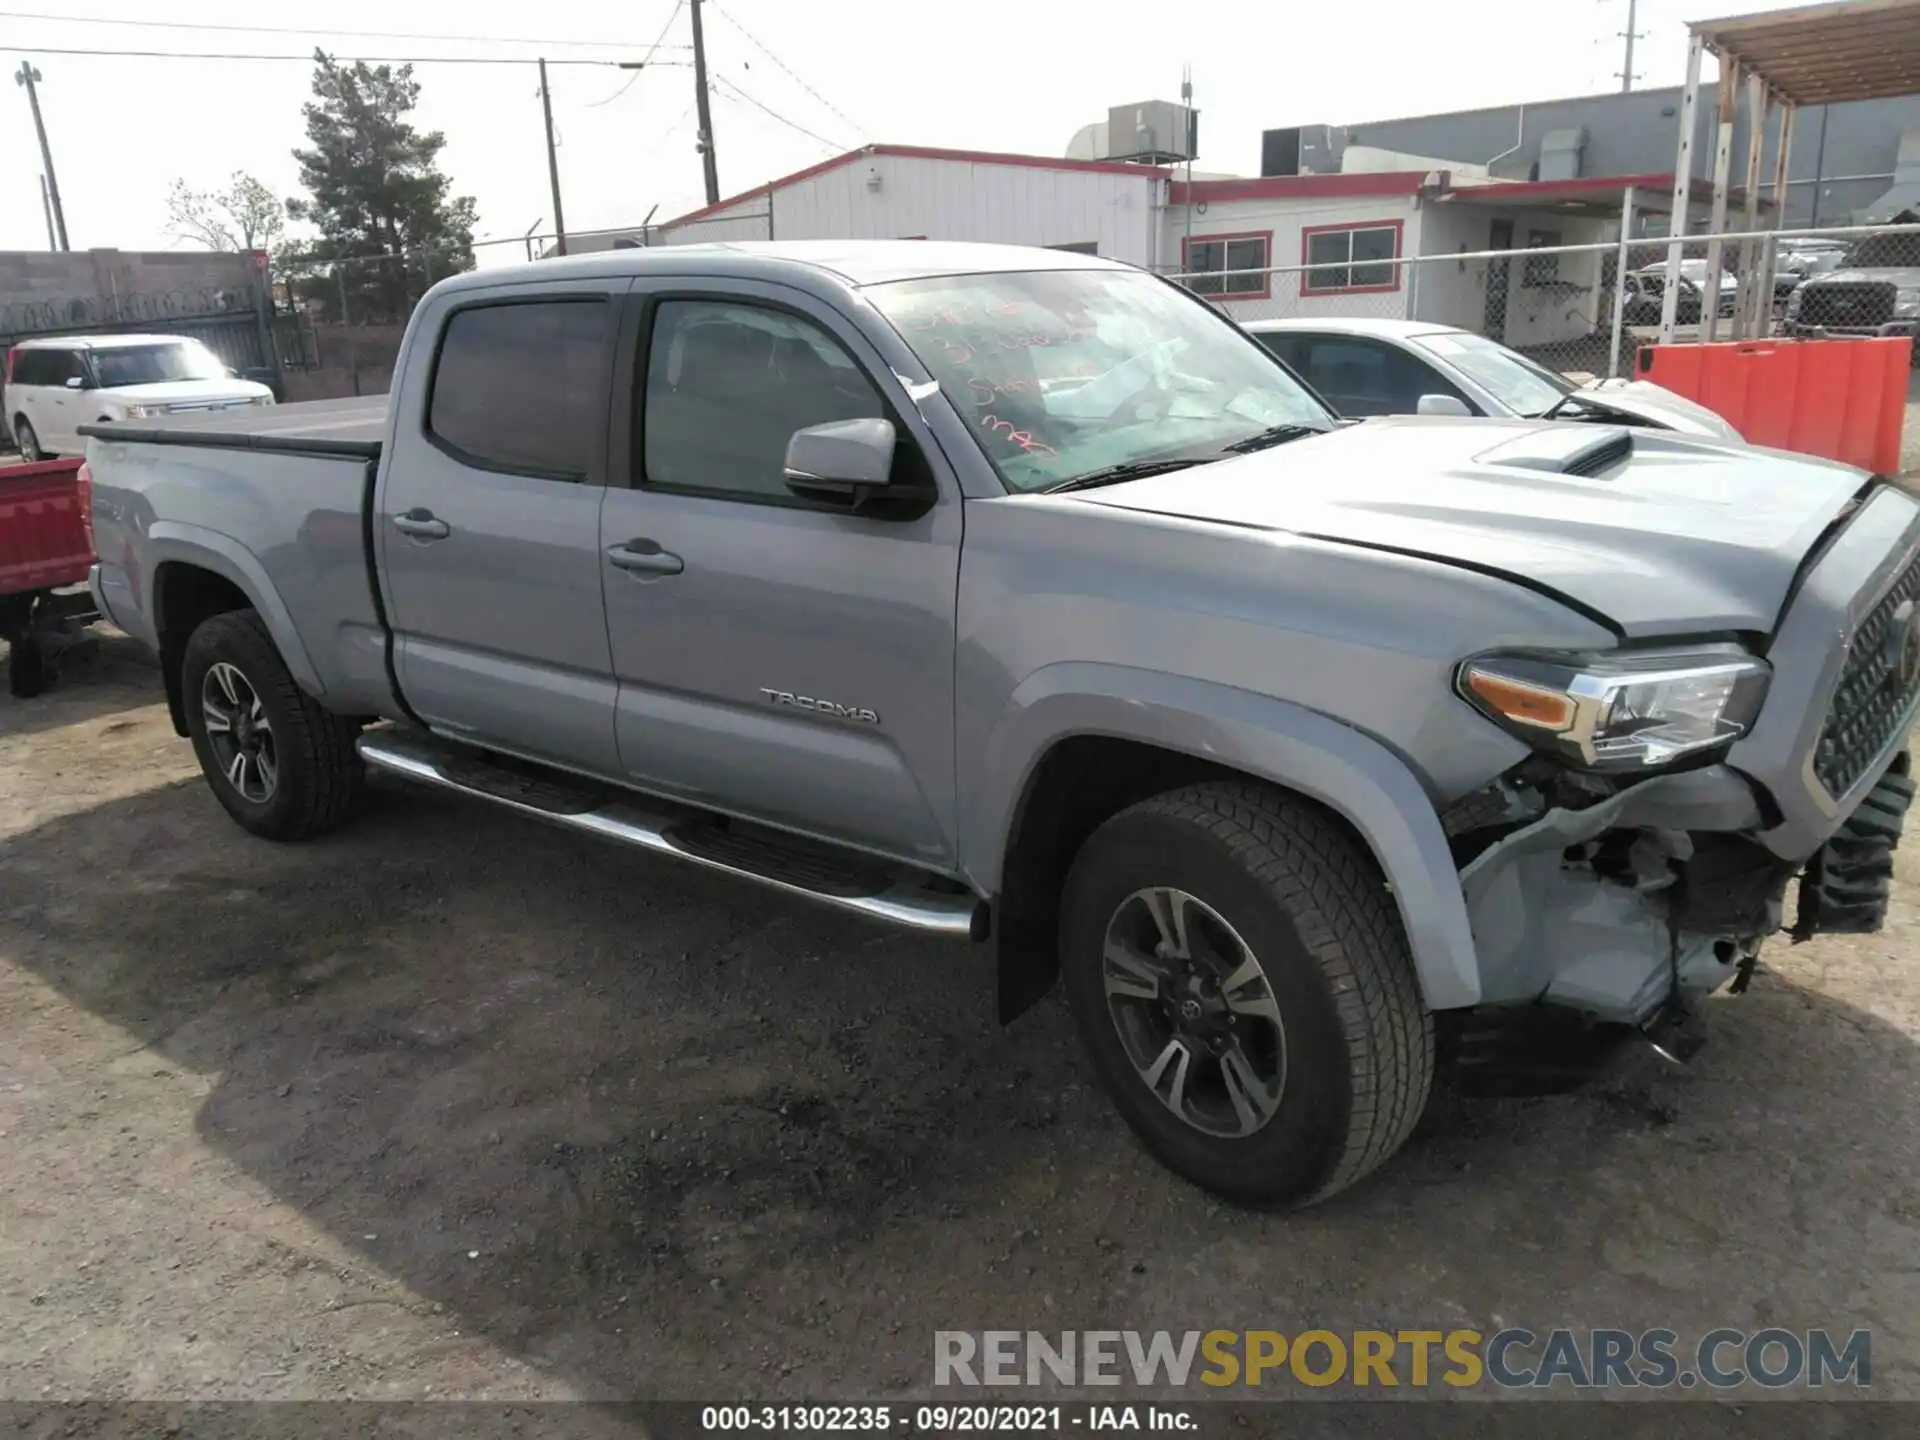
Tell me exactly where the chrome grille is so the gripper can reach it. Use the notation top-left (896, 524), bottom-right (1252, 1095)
top-left (1814, 554), bottom-right (1920, 797)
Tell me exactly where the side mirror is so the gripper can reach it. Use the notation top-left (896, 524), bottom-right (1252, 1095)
top-left (64, 375), bottom-right (85, 390)
top-left (783, 417), bottom-right (896, 500)
top-left (1416, 393), bottom-right (1472, 418)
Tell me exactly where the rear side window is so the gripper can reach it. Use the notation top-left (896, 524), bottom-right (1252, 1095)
top-left (12, 349), bottom-right (78, 386)
top-left (427, 299), bottom-right (609, 478)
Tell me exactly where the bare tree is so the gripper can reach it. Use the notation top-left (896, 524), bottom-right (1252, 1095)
top-left (166, 172), bottom-right (285, 253)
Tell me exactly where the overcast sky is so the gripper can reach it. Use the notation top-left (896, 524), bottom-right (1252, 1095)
top-left (1, 0), bottom-right (1802, 266)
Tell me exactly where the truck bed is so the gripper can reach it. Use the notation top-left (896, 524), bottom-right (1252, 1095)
top-left (78, 394), bottom-right (389, 458)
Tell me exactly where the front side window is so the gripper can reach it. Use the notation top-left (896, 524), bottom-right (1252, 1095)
top-left (641, 300), bottom-right (886, 499)
top-left (1183, 235), bottom-right (1270, 296)
top-left (867, 266), bottom-right (1332, 493)
top-left (91, 341), bottom-right (231, 389)
top-left (427, 299), bottom-right (609, 478)
top-left (1302, 224), bottom-right (1400, 293)
top-left (1411, 331), bottom-right (1570, 417)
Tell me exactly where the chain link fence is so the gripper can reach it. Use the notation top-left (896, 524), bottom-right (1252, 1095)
top-left (1169, 222), bottom-right (1920, 390)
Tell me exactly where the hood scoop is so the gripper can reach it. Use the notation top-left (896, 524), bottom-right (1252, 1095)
top-left (1474, 426), bottom-right (1633, 479)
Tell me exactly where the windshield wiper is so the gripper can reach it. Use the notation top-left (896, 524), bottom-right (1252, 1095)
top-left (1218, 423), bottom-right (1325, 455)
top-left (1532, 393), bottom-right (1588, 420)
top-left (1042, 456), bottom-right (1215, 494)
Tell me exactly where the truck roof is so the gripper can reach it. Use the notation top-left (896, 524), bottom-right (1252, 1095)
top-left (444, 239), bottom-right (1131, 293)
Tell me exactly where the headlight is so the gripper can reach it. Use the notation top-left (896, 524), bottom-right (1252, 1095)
top-left (121, 404), bottom-right (162, 418)
top-left (251, 394), bottom-right (275, 406)
top-left (1457, 646), bottom-right (1770, 770)
top-left (1784, 286), bottom-right (1804, 318)
top-left (1895, 286), bottom-right (1919, 318)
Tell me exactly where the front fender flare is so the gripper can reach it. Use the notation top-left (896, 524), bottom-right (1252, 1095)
top-left (968, 663), bottom-right (1480, 1011)
top-left (145, 522), bottom-right (327, 697)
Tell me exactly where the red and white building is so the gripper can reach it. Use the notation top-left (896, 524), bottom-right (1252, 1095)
top-left (571, 143), bottom-right (1690, 348)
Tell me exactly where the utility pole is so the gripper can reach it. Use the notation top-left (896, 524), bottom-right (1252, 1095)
top-left (689, 0), bottom-right (720, 204)
top-left (1615, 0), bottom-right (1644, 93)
top-left (15, 62), bottom-right (69, 250)
top-left (538, 59), bottom-right (567, 256)
top-left (39, 174), bottom-right (57, 250)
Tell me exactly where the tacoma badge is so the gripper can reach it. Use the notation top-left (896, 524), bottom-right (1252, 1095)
top-left (760, 688), bottom-right (880, 724)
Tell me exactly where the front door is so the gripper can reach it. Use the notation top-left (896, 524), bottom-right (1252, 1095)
top-left (376, 281), bottom-right (625, 775)
top-left (1484, 219), bottom-right (1513, 343)
top-left (597, 284), bottom-right (962, 869)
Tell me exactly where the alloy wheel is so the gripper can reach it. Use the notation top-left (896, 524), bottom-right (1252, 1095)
top-left (1100, 886), bottom-right (1287, 1138)
top-left (201, 661), bottom-right (278, 803)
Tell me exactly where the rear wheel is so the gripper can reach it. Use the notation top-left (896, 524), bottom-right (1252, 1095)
top-left (1060, 782), bottom-right (1433, 1207)
top-left (14, 416), bottom-right (44, 461)
top-left (182, 609), bottom-right (366, 840)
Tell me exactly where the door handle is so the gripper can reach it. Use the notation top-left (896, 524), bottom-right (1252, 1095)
top-left (606, 538), bottom-right (684, 576)
top-left (391, 508), bottom-right (451, 541)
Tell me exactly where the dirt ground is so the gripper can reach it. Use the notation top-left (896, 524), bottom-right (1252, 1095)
top-left (1, 632), bottom-right (1916, 1406)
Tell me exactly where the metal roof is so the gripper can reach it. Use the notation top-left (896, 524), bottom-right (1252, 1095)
top-left (1689, 0), bottom-right (1920, 107)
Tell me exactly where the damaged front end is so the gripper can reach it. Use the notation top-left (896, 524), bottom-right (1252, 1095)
top-left (1435, 753), bottom-right (1911, 1091)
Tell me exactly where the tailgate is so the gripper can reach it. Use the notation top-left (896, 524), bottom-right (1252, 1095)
top-left (0, 458), bottom-right (92, 597)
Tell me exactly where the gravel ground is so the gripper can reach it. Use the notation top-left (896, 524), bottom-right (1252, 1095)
top-left (1, 633), bottom-right (1916, 1407)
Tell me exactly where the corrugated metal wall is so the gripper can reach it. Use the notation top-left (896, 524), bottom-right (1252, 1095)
top-left (658, 155), bottom-right (1163, 266)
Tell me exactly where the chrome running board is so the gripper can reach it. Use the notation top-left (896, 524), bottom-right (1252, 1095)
top-left (357, 729), bottom-right (986, 940)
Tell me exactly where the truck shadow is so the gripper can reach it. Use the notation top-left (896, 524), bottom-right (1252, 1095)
top-left (0, 627), bottom-right (161, 739)
top-left (2, 775), bottom-right (1916, 1398)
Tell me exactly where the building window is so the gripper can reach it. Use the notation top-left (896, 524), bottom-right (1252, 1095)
top-left (1301, 221), bottom-right (1403, 295)
top-left (1522, 229), bottom-right (1563, 287)
top-left (1182, 232), bottom-right (1271, 298)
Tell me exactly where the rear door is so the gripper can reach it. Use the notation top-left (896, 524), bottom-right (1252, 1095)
top-left (16, 348), bottom-right (84, 452)
top-left (376, 280), bottom-right (626, 775)
top-left (596, 282), bottom-right (963, 868)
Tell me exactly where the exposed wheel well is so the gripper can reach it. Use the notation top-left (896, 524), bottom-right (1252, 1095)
top-left (993, 735), bottom-right (1380, 1023)
top-left (154, 563), bottom-right (253, 736)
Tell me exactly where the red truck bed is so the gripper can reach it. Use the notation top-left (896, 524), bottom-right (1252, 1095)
top-left (1, 457), bottom-right (92, 597)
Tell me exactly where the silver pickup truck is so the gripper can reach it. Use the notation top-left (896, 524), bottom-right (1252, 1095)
top-left (82, 241), bottom-right (1917, 1207)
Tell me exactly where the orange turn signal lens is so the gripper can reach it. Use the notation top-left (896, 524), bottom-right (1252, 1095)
top-left (1464, 668), bottom-right (1576, 731)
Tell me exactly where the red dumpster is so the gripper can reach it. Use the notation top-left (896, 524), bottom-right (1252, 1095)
top-left (2, 456), bottom-right (98, 696)
top-left (1637, 335), bottom-right (1911, 476)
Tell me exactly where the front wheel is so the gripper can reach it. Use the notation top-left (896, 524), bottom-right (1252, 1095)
top-left (1060, 782), bottom-right (1433, 1207)
top-left (182, 609), bottom-right (366, 840)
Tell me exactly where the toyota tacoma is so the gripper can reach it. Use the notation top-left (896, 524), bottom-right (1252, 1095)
top-left (80, 242), bottom-right (1917, 1206)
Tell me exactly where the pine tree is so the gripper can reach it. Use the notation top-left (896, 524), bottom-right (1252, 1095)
top-left (286, 50), bottom-right (478, 321)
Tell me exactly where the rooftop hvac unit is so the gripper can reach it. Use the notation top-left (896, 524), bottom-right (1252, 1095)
top-left (1538, 127), bottom-right (1587, 182)
top-left (1105, 101), bottom-right (1198, 164)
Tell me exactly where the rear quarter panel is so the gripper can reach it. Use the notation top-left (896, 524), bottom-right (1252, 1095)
top-left (85, 436), bottom-right (397, 716)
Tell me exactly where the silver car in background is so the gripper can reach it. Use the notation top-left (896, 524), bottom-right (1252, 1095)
top-left (1244, 317), bottom-right (1742, 442)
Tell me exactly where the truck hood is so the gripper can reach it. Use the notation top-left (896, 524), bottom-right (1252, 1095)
top-left (1077, 417), bottom-right (1866, 637)
top-left (1804, 267), bottom-right (1918, 287)
top-left (1572, 377), bottom-right (1742, 441)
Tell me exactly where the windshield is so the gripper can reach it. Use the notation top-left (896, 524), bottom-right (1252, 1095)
top-left (1411, 331), bottom-right (1571, 416)
top-left (91, 341), bottom-right (231, 389)
top-left (1838, 234), bottom-right (1914, 269)
top-left (865, 268), bottom-right (1332, 492)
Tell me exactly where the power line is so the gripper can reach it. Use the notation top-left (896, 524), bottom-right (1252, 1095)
top-left (0, 9), bottom-right (689, 51)
top-left (0, 44), bottom-right (683, 67)
top-left (708, 3), bottom-right (865, 141)
top-left (587, 1), bottom-right (683, 106)
top-left (711, 73), bottom-right (846, 153)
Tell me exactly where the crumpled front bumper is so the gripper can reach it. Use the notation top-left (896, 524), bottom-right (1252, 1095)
top-left (1458, 484), bottom-right (1920, 1032)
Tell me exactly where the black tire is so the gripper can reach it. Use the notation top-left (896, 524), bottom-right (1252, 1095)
top-left (14, 416), bottom-right (45, 462)
top-left (1059, 782), bottom-right (1433, 1208)
top-left (181, 608), bottom-right (366, 840)
top-left (6, 634), bottom-right (47, 697)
